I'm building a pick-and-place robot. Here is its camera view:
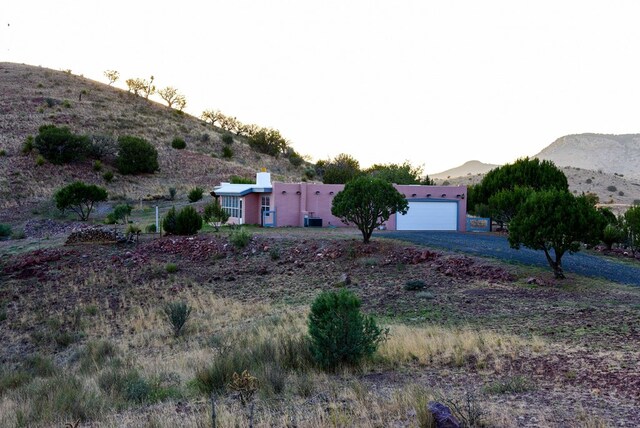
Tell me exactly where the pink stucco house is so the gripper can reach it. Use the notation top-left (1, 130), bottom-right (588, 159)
top-left (212, 172), bottom-right (467, 231)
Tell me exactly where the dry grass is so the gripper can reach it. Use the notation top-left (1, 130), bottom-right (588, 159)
top-left (378, 324), bottom-right (546, 370)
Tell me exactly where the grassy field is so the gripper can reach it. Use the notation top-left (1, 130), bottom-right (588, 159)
top-left (1, 222), bottom-right (639, 427)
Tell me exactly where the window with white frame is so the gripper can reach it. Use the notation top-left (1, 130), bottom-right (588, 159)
top-left (221, 196), bottom-right (242, 218)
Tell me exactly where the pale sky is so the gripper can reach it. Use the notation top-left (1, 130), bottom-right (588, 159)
top-left (3, 1), bottom-right (640, 174)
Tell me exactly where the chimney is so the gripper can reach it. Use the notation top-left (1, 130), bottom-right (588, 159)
top-left (256, 171), bottom-right (271, 187)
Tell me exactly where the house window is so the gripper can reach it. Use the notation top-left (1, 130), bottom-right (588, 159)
top-left (221, 196), bottom-right (242, 218)
top-left (261, 196), bottom-right (270, 211)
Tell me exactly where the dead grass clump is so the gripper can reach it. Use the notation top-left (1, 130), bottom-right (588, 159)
top-left (378, 324), bottom-right (545, 369)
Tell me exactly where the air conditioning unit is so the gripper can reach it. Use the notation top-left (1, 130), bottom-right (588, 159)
top-left (307, 218), bottom-right (323, 227)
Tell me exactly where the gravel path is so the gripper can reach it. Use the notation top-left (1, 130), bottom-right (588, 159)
top-left (381, 231), bottom-right (640, 286)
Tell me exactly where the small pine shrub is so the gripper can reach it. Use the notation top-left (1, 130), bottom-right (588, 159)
top-left (162, 207), bottom-right (178, 235)
top-left (0, 223), bottom-right (12, 238)
top-left (269, 247), bottom-right (281, 260)
top-left (164, 301), bottom-right (192, 337)
top-left (165, 263), bottom-right (178, 273)
top-left (222, 146), bottom-right (233, 158)
top-left (102, 171), bottom-right (114, 182)
top-left (163, 206), bottom-right (203, 236)
top-left (607, 185), bottom-right (617, 192)
top-left (221, 133), bottom-right (233, 144)
top-left (145, 223), bottom-right (156, 233)
top-left (188, 187), bottom-right (204, 203)
top-left (171, 137), bottom-right (186, 149)
top-left (308, 289), bottom-right (387, 369)
top-left (125, 224), bottom-right (141, 235)
top-left (35, 155), bottom-right (45, 166)
top-left (93, 160), bottom-right (102, 171)
top-left (230, 227), bottom-right (251, 249)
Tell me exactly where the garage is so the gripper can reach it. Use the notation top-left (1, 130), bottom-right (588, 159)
top-left (396, 201), bottom-right (458, 231)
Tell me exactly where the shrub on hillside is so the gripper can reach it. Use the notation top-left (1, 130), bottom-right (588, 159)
top-left (221, 133), bottom-right (233, 144)
top-left (54, 181), bottom-right (108, 221)
top-left (116, 136), bottom-right (159, 175)
top-left (187, 187), bottom-right (204, 203)
top-left (102, 171), bottom-right (114, 183)
top-left (0, 224), bottom-right (11, 238)
top-left (607, 185), bottom-right (617, 192)
top-left (34, 124), bottom-right (90, 164)
top-left (22, 135), bottom-right (34, 154)
top-left (308, 289), bottom-right (387, 369)
top-left (230, 227), bottom-right (251, 248)
top-left (171, 137), bottom-right (186, 149)
top-left (222, 146), bottom-right (233, 159)
top-left (163, 206), bottom-right (203, 235)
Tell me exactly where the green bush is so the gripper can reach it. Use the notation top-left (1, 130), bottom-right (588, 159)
top-left (93, 160), bottom-right (102, 171)
top-left (145, 223), bottom-right (157, 233)
top-left (34, 124), bottom-right (89, 164)
top-left (168, 187), bottom-right (177, 200)
top-left (35, 154), bottom-right (45, 166)
top-left (308, 289), bottom-right (387, 369)
top-left (54, 181), bottom-right (108, 221)
top-left (102, 171), bottom-right (114, 182)
top-left (188, 187), bottom-right (204, 203)
top-left (221, 133), bottom-right (233, 144)
top-left (171, 137), bottom-right (186, 149)
top-left (162, 207), bottom-right (178, 234)
top-left (0, 223), bottom-right (11, 238)
top-left (222, 146), bottom-right (233, 158)
top-left (164, 301), bottom-right (192, 336)
top-left (607, 185), bottom-right (617, 192)
top-left (163, 206), bottom-right (203, 235)
top-left (0, 149), bottom-right (6, 156)
top-left (165, 263), bottom-right (178, 273)
top-left (229, 227), bottom-right (251, 248)
top-left (116, 135), bottom-right (159, 175)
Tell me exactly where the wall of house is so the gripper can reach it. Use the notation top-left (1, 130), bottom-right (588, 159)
top-left (385, 184), bottom-right (467, 231)
top-left (225, 194), bottom-right (261, 226)
top-left (271, 182), bottom-right (467, 230)
top-left (272, 182), bottom-right (344, 227)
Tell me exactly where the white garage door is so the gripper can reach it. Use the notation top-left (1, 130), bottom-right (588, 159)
top-left (397, 201), bottom-right (458, 230)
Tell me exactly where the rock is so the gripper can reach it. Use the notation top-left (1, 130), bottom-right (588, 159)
top-left (428, 401), bottom-right (461, 428)
top-left (340, 273), bottom-right (351, 285)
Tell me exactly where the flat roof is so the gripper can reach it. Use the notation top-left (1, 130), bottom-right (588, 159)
top-left (212, 183), bottom-right (272, 196)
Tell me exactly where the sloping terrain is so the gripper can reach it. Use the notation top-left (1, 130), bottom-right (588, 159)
top-left (434, 166), bottom-right (640, 210)
top-left (0, 63), bottom-right (305, 218)
top-left (1, 228), bottom-right (639, 426)
top-left (430, 160), bottom-right (499, 180)
top-left (535, 133), bottom-right (640, 180)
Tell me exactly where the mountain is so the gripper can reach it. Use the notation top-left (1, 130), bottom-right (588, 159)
top-left (430, 160), bottom-right (499, 180)
top-left (534, 133), bottom-right (640, 179)
top-left (0, 63), bottom-right (305, 219)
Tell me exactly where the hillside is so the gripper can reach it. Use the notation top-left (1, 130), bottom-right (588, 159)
top-left (434, 165), bottom-right (640, 213)
top-left (535, 133), bottom-right (640, 180)
top-left (430, 160), bottom-right (499, 180)
top-left (0, 63), bottom-right (305, 218)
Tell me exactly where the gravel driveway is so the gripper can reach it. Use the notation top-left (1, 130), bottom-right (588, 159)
top-left (381, 231), bottom-right (640, 286)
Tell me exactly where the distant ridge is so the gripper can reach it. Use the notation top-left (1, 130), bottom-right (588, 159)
top-left (535, 133), bottom-right (640, 179)
top-left (430, 160), bottom-right (499, 179)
